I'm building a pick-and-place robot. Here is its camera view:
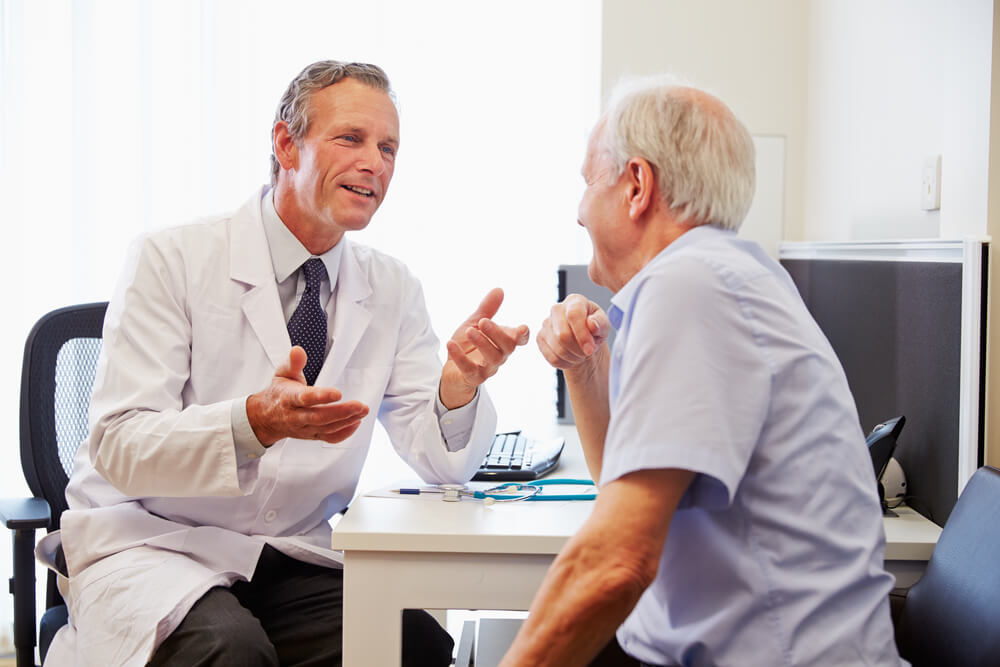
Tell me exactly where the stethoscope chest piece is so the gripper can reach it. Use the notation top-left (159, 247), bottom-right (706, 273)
top-left (439, 484), bottom-right (466, 502)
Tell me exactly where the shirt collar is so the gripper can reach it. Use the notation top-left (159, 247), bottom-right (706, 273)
top-left (261, 189), bottom-right (344, 288)
top-left (608, 224), bottom-right (732, 329)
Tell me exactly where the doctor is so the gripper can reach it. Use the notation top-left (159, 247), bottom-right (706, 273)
top-left (42, 60), bottom-right (528, 666)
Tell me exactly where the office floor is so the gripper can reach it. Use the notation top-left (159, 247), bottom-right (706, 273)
top-left (0, 617), bottom-right (517, 667)
top-left (0, 612), bottom-right (519, 667)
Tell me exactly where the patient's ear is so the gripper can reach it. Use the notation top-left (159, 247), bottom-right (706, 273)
top-left (624, 157), bottom-right (656, 221)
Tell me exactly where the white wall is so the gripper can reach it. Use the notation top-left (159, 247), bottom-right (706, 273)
top-left (601, 1), bottom-right (1000, 467)
top-left (600, 0), bottom-right (994, 243)
top-left (804, 0), bottom-right (993, 242)
top-left (804, 0), bottom-right (999, 466)
top-left (600, 0), bottom-right (809, 245)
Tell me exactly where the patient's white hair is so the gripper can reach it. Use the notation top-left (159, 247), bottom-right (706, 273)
top-left (599, 75), bottom-right (756, 231)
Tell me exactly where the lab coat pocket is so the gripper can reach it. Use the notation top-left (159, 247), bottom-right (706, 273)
top-left (190, 304), bottom-right (274, 398)
top-left (339, 365), bottom-right (392, 398)
top-left (319, 365), bottom-right (391, 449)
top-left (67, 548), bottom-right (171, 666)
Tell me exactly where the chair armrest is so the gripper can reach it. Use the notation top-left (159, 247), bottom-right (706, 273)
top-left (0, 497), bottom-right (51, 530)
top-left (1, 497), bottom-right (50, 665)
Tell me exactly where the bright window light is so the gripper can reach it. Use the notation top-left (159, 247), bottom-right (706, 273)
top-left (0, 0), bottom-right (601, 640)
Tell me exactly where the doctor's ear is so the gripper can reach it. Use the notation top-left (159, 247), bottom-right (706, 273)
top-left (272, 121), bottom-right (299, 171)
top-left (624, 157), bottom-right (656, 221)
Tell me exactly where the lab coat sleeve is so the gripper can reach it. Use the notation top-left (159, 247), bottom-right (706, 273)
top-left (88, 232), bottom-right (249, 498)
top-left (377, 271), bottom-right (496, 484)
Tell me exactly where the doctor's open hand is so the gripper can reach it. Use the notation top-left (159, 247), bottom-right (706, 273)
top-left (439, 287), bottom-right (530, 410)
top-left (246, 346), bottom-right (370, 446)
top-left (537, 293), bottom-right (612, 375)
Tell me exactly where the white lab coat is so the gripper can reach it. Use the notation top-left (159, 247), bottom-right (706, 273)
top-left (38, 188), bottom-right (496, 666)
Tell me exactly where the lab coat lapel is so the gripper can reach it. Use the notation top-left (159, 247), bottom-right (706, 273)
top-left (231, 189), bottom-right (289, 370)
top-left (320, 239), bottom-right (373, 383)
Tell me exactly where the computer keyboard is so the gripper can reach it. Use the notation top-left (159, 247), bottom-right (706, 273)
top-left (472, 431), bottom-right (565, 481)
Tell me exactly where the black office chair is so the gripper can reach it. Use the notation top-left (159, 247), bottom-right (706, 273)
top-left (0, 302), bottom-right (108, 667)
top-left (893, 464), bottom-right (1000, 666)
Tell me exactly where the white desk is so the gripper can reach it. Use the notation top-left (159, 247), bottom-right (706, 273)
top-left (333, 425), bottom-right (587, 665)
top-left (883, 505), bottom-right (942, 589)
top-left (332, 426), bottom-right (942, 665)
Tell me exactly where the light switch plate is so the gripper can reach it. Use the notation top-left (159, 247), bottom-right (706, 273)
top-left (922, 154), bottom-right (941, 211)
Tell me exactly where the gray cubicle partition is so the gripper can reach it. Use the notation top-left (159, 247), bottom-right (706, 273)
top-left (780, 240), bottom-right (988, 526)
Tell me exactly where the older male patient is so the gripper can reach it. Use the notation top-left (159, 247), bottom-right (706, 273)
top-left (503, 78), bottom-right (905, 666)
top-left (40, 60), bottom-right (528, 667)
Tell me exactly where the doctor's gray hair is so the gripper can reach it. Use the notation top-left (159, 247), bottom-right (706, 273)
top-left (598, 75), bottom-right (755, 231)
top-left (270, 60), bottom-right (395, 186)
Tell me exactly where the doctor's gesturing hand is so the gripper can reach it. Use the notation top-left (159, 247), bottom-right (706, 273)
top-left (246, 346), bottom-right (370, 446)
top-left (439, 287), bottom-right (530, 410)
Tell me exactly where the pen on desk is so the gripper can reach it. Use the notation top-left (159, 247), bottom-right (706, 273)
top-left (392, 487), bottom-right (444, 495)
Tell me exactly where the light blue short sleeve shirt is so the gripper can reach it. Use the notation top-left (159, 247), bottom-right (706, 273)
top-left (603, 226), bottom-right (906, 667)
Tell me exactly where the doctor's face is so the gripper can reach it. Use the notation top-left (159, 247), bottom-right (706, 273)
top-left (282, 78), bottom-right (399, 244)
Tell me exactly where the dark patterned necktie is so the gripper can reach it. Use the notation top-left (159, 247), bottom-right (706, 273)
top-left (287, 258), bottom-right (327, 385)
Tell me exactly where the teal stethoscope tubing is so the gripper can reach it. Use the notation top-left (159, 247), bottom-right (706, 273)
top-left (474, 478), bottom-right (597, 501)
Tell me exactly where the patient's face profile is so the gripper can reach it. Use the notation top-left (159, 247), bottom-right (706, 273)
top-left (577, 123), bottom-right (625, 291)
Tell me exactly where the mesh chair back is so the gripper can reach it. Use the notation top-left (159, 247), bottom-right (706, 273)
top-left (19, 303), bottom-right (108, 528)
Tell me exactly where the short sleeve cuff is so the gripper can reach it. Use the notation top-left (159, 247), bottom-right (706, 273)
top-left (600, 441), bottom-right (741, 511)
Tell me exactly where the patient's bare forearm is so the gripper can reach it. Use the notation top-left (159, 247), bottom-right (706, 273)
top-left (564, 344), bottom-right (610, 482)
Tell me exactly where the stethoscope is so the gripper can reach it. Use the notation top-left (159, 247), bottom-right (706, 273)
top-left (397, 478), bottom-right (597, 504)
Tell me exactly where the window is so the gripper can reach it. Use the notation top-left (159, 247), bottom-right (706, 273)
top-left (0, 0), bottom-right (600, 639)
